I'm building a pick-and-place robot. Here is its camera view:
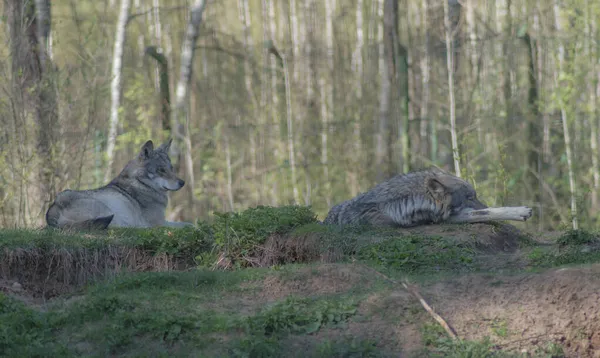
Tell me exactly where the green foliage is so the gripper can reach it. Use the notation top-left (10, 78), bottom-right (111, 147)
top-left (229, 335), bottom-right (281, 358)
top-left (527, 229), bottom-right (600, 267)
top-left (420, 323), bottom-right (502, 358)
top-left (314, 337), bottom-right (380, 358)
top-left (357, 234), bottom-right (476, 274)
top-left (0, 293), bottom-right (71, 357)
top-left (108, 222), bottom-right (215, 258)
top-left (245, 296), bottom-right (357, 336)
top-left (556, 229), bottom-right (598, 246)
top-left (213, 205), bottom-right (318, 266)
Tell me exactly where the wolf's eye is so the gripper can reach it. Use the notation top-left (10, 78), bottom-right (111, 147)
top-left (158, 168), bottom-right (166, 174)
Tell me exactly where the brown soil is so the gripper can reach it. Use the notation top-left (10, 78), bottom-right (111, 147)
top-left (3, 223), bottom-right (599, 357)
top-left (236, 261), bottom-right (600, 357)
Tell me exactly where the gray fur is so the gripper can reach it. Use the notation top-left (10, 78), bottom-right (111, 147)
top-left (323, 168), bottom-right (487, 228)
top-left (46, 139), bottom-right (193, 230)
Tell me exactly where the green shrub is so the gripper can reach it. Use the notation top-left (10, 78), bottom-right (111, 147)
top-left (212, 205), bottom-right (318, 267)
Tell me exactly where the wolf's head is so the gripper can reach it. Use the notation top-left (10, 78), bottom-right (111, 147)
top-left (131, 139), bottom-right (185, 192)
top-left (425, 171), bottom-right (487, 217)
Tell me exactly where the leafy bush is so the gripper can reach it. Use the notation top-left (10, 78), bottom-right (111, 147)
top-left (556, 229), bottom-right (598, 246)
top-left (245, 296), bottom-right (357, 336)
top-left (0, 293), bottom-right (70, 357)
top-left (213, 205), bottom-right (318, 267)
top-left (357, 234), bottom-right (476, 273)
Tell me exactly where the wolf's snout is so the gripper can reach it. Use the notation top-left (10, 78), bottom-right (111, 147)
top-left (178, 179), bottom-right (185, 187)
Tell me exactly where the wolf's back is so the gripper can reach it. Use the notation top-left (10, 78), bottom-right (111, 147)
top-left (323, 168), bottom-right (455, 227)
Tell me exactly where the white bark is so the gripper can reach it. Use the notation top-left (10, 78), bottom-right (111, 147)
top-left (34, 0), bottom-right (51, 67)
top-left (376, 0), bottom-right (387, 182)
top-left (320, 0), bottom-right (335, 206)
top-left (443, 0), bottom-right (461, 177)
top-left (419, 0), bottom-right (429, 145)
top-left (225, 136), bottom-right (234, 211)
top-left (283, 54), bottom-right (300, 204)
top-left (173, 0), bottom-right (207, 199)
top-left (105, 0), bottom-right (131, 183)
top-left (553, 1), bottom-right (578, 229)
top-left (268, 0), bottom-right (280, 206)
top-left (586, 0), bottom-right (600, 213)
top-left (447, 207), bottom-right (533, 224)
top-left (349, 0), bottom-right (363, 197)
top-left (290, 0), bottom-right (299, 81)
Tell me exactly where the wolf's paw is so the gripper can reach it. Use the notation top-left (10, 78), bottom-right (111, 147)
top-left (517, 206), bottom-right (533, 221)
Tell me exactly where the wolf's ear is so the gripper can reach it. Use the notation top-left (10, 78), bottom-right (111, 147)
top-left (139, 140), bottom-right (154, 160)
top-left (158, 138), bottom-right (173, 153)
top-left (426, 177), bottom-right (447, 201)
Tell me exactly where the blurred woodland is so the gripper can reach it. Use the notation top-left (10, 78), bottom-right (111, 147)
top-left (0, 0), bottom-right (598, 230)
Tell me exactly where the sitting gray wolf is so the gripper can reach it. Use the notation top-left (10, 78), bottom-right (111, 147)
top-left (324, 168), bottom-right (531, 228)
top-left (46, 139), bottom-right (193, 230)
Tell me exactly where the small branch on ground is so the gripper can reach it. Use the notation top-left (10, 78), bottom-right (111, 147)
top-left (358, 262), bottom-right (459, 340)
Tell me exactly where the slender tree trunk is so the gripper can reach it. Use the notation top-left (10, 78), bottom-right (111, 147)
top-left (320, 0), bottom-right (335, 206)
top-left (173, 0), bottom-right (207, 212)
top-left (443, 0), bottom-right (461, 177)
top-left (289, 0), bottom-right (299, 81)
top-left (5, 0), bottom-right (59, 223)
top-left (35, 0), bottom-right (52, 66)
top-left (105, 0), bottom-right (131, 183)
top-left (587, 0), bottom-right (600, 215)
top-left (419, 0), bottom-right (430, 162)
top-left (268, 0), bottom-right (280, 206)
top-left (264, 42), bottom-right (298, 204)
top-left (145, 47), bottom-right (171, 132)
top-left (349, 0), bottom-right (364, 196)
top-left (259, 0), bottom-right (271, 205)
top-left (238, 0), bottom-right (259, 204)
top-left (34, 0), bottom-right (58, 213)
top-left (376, 0), bottom-right (389, 182)
top-left (553, 1), bottom-right (578, 229)
top-left (225, 135), bottom-right (234, 211)
top-left (385, 0), bottom-right (409, 173)
top-left (522, 32), bottom-right (541, 227)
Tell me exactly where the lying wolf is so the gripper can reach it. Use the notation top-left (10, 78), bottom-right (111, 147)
top-left (46, 139), bottom-right (193, 230)
top-left (323, 168), bottom-right (532, 227)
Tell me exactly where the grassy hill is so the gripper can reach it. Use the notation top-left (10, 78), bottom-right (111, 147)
top-left (1, 206), bottom-right (599, 357)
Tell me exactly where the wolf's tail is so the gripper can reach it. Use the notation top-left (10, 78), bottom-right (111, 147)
top-left (71, 215), bottom-right (115, 230)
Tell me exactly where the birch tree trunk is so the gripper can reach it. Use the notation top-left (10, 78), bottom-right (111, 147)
top-left (105, 0), bottom-right (131, 183)
top-left (238, 0), bottom-right (259, 204)
top-left (267, 0), bottom-right (281, 206)
top-left (320, 0), bottom-right (335, 206)
top-left (443, 0), bottom-right (461, 177)
top-left (376, 0), bottom-right (389, 182)
top-left (349, 0), bottom-right (364, 197)
top-left (283, 54), bottom-right (300, 204)
top-left (173, 0), bottom-right (208, 210)
top-left (419, 0), bottom-right (430, 162)
top-left (553, 1), bottom-right (578, 229)
top-left (586, 0), bottom-right (600, 215)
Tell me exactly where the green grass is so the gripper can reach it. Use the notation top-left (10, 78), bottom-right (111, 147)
top-left (2, 211), bottom-right (600, 357)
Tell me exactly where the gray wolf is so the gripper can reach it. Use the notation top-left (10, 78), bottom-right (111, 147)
top-left (46, 139), bottom-right (193, 230)
top-left (323, 168), bottom-right (489, 228)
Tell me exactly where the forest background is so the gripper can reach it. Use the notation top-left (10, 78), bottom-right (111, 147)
top-left (0, 0), bottom-right (596, 231)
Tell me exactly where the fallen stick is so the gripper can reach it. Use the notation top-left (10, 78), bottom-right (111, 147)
top-left (358, 263), bottom-right (459, 340)
top-left (447, 206), bottom-right (533, 224)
